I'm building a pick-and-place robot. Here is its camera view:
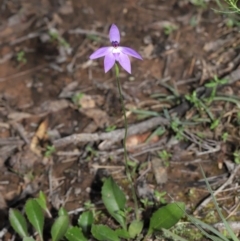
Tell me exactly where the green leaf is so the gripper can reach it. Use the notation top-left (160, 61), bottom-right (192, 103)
top-left (219, 79), bottom-right (228, 85)
top-left (25, 199), bottom-right (44, 241)
top-left (36, 191), bottom-right (52, 218)
top-left (148, 202), bottom-right (185, 235)
top-left (91, 224), bottom-right (120, 241)
top-left (115, 229), bottom-right (130, 239)
top-left (23, 237), bottom-right (36, 241)
top-left (78, 211), bottom-right (94, 233)
top-left (36, 191), bottom-right (47, 211)
top-left (205, 82), bottom-right (217, 88)
top-left (9, 208), bottom-right (29, 238)
top-left (101, 177), bottom-right (126, 230)
top-left (128, 220), bottom-right (143, 238)
top-left (65, 226), bottom-right (87, 241)
top-left (210, 119), bottom-right (220, 130)
top-left (58, 207), bottom-right (68, 216)
top-left (51, 215), bottom-right (69, 241)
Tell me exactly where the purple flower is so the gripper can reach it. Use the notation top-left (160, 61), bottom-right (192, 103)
top-left (89, 24), bottom-right (142, 74)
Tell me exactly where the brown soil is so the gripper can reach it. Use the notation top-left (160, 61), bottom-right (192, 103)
top-left (0, 0), bottom-right (240, 240)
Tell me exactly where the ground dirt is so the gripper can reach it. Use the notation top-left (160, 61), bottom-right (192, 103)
top-left (0, 0), bottom-right (240, 240)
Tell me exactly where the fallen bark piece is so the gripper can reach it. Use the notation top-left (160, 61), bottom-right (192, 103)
top-left (53, 116), bottom-right (169, 148)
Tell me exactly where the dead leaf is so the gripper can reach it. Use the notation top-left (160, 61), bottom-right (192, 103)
top-left (142, 44), bottom-right (154, 59)
top-left (59, 81), bottom-right (79, 98)
top-left (58, 1), bottom-right (74, 15)
top-left (79, 95), bottom-right (96, 109)
top-left (30, 119), bottom-right (48, 155)
top-left (82, 121), bottom-right (98, 133)
top-left (0, 191), bottom-right (6, 209)
top-left (126, 132), bottom-right (159, 152)
top-left (8, 112), bottom-right (32, 121)
top-left (41, 99), bottom-right (69, 112)
top-left (52, 13), bottom-right (63, 25)
top-left (151, 157), bottom-right (168, 185)
top-left (81, 108), bottom-right (109, 128)
top-left (4, 183), bottom-right (22, 201)
top-left (8, 147), bottom-right (41, 173)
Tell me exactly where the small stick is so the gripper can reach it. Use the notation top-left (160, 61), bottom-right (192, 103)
top-left (68, 28), bottom-right (108, 39)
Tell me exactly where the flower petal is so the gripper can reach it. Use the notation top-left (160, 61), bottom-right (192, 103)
top-left (109, 24), bottom-right (120, 43)
top-left (120, 47), bottom-right (143, 60)
top-left (118, 52), bottom-right (131, 74)
top-left (89, 47), bottom-right (111, 59)
top-left (104, 52), bottom-right (116, 73)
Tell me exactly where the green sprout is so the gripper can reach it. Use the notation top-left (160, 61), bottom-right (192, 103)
top-left (185, 90), bottom-right (203, 111)
top-left (164, 24), bottom-right (178, 35)
top-left (154, 190), bottom-right (167, 204)
top-left (233, 149), bottom-right (240, 164)
top-left (49, 30), bottom-right (69, 48)
top-left (221, 132), bottom-right (229, 142)
top-left (210, 118), bottom-right (220, 130)
top-left (140, 198), bottom-right (154, 208)
top-left (170, 117), bottom-right (185, 140)
top-left (205, 75), bottom-right (228, 104)
top-left (16, 50), bottom-right (27, 64)
top-left (44, 145), bottom-right (56, 157)
top-left (105, 125), bottom-right (116, 132)
top-left (86, 145), bottom-right (98, 159)
top-left (185, 90), bottom-right (214, 123)
top-left (158, 150), bottom-right (171, 161)
top-left (72, 92), bottom-right (85, 106)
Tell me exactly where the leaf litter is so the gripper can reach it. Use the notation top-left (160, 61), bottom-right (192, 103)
top-left (0, 0), bottom-right (240, 239)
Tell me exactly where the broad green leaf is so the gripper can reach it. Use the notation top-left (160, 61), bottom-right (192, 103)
top-left (23, 237), bottom-right (36, 241)
top-left (101, 177), bottom-right (126, 230)
top-left (58, 207), bottom-right (68, 216)
top-left (148, 202), bottom-right (185, 235)
top-left (36, 191), bottom-right (47, 211)
top-left (91, 224), bottom-right (120, 241)
top-left (9, 208), bottom-right (29, 238)
top-left (25, 199), bottom-right (44, 241)
top-left (36, 191), bottom-right (52, 218)
top-left (128, 220), bottom-right (143, 238)
top-left (115, 229), bottom-right (130, 239)
top-left (65, 226), bottom-right (87, 241)
top-left (78, 211), bottom-right (94, 233)
top-left (51, 215), bottom-right (69, 241)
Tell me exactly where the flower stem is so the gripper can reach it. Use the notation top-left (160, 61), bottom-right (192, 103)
top-left (115, 63), bottom-right (139, 220)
